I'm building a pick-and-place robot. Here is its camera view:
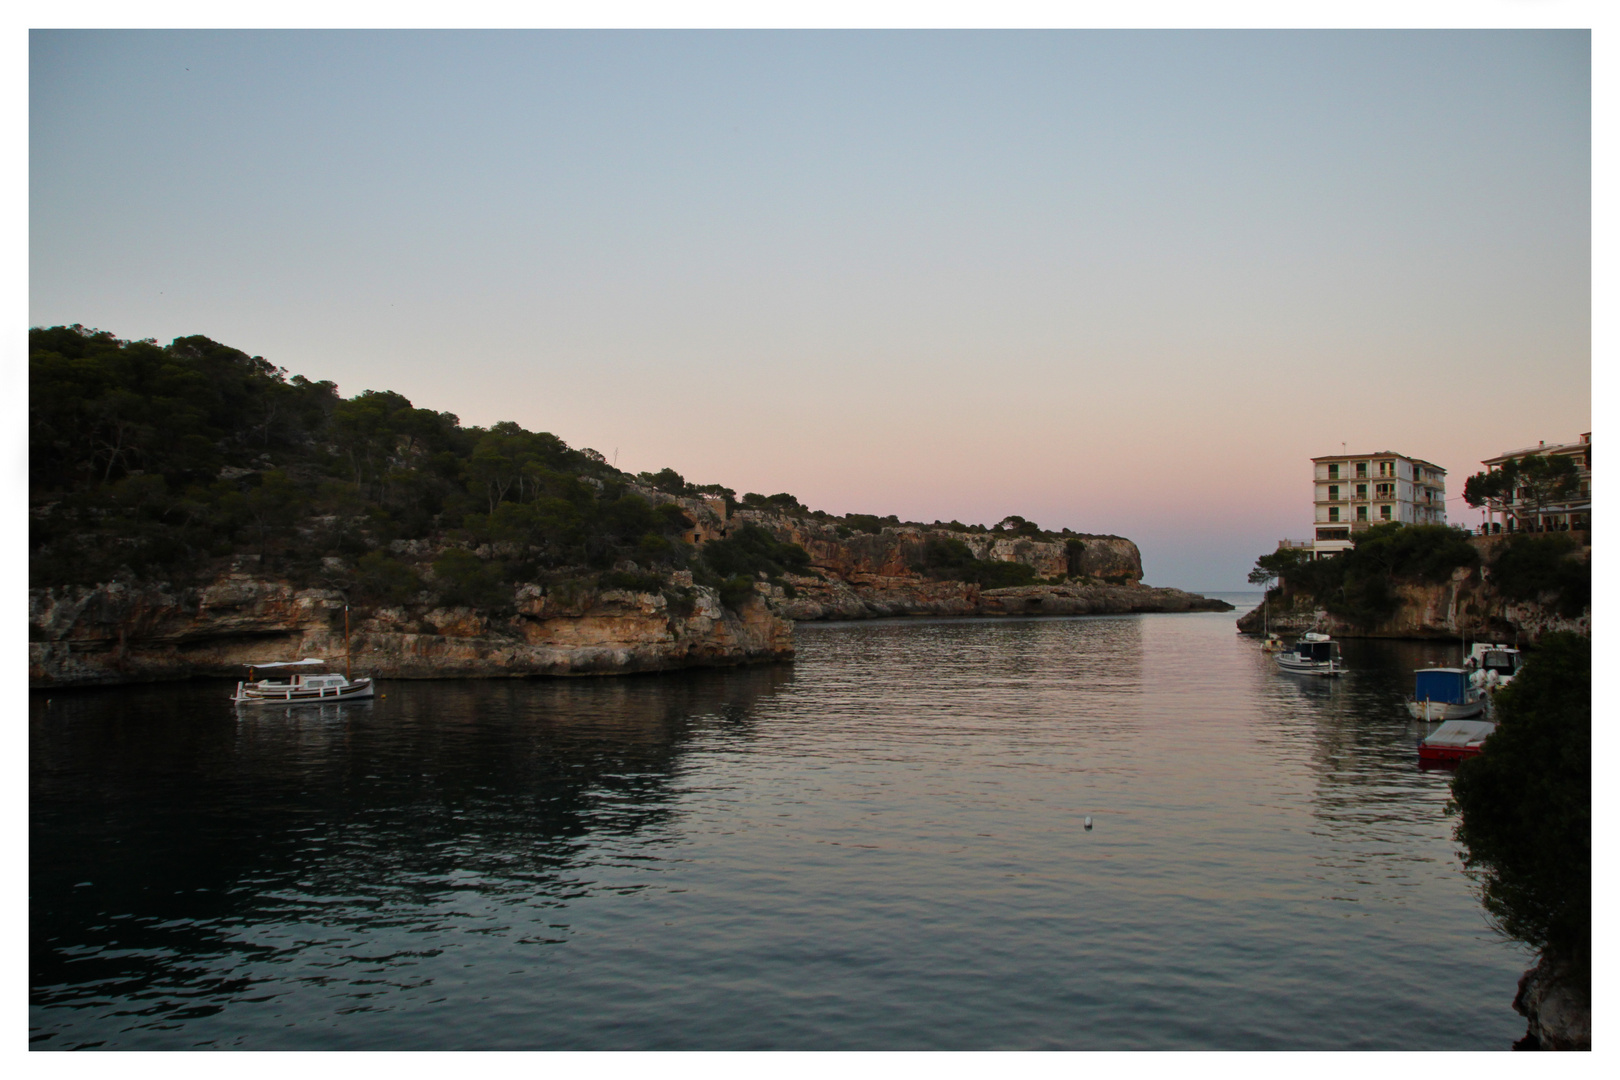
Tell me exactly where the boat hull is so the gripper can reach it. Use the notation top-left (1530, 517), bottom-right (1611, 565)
top-left (1406, 696), bottom-right (1485, 722)
top-left (1417, 742), bottom-right (1484, 765)
top-left (232, 678), bottom-right (375, 705)
top-left (1274, 656), bottom-right (1342, 677)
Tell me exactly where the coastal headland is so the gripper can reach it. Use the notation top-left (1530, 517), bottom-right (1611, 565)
top-left (30, 495), bottom-right (1230, 687)
top-left (28, 325), bottom-right (1230, 688)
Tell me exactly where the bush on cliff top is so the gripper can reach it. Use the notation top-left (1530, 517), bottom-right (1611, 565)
top-left (1449, 632), bottom-right (1590, 983)
top-left (29, 324), bottom-right (1105, 601)
top-left (910, 537), bottom-right (1040, 589)
top-left (1258, 524), bottom-right (1480, 628)
top-left (1489, 535), bottom-right (1589, 619)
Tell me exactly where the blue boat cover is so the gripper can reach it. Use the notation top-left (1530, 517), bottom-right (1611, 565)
top-left (1414, 668), bottom-right (1469, 704)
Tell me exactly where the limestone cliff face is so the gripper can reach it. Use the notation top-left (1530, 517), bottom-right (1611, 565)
top-left (30, 573), bottom-right (792, 687)
top-left (1235, 540), bottom-right (1590, 643)
top-left (714, 510), bottom-right (1226, 620)
top-left (727, 510), bottom-right (1144, 585)
top-left (29, 492), bottom-right (1225, 688)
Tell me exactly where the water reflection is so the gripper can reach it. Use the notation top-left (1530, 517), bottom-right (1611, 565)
top-left (32, 617), bottom-right (1528, 1050)
top-left (31, 667), bottom-right (791, 1046)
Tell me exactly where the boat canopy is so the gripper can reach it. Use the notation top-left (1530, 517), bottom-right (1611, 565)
top-left (244, 658), bottom-right (328, 669)
top-left (1294, 640), bottom-right (1336, 661)
top-left (1422, 719), bottom-right (1495, 748)
top-left (1415, 668), bottom-right (1470, 704)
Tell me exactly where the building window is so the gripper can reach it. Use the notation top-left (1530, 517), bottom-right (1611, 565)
top-left (1356, 462), bottom-right (1368, 478)
top-left (1356, 505), bottom-right (1368, 522)
top-left (1380, 505), bottom-right (1392, 520)
top-left (1379, 461), bottom-right (1392, 477)
top-left (1327, 463), bottom-right (1340, 480)
top-left (1316, 528), bottom-right (1349, 541)
top-left (1328, 485), bottom-right (1339, 500)
top-left (1375, 483), bottom-right (1393, 498)
top-left (1328, 506), bottom-right (1340, 523)
top-left (1356, 483), bottom-right (1367, 499)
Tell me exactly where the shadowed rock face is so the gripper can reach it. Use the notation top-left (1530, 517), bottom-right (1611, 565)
top-left (29, 576), bottom-right (792, 687)
top-left (1513, 955), bottom-right (1590, 1051)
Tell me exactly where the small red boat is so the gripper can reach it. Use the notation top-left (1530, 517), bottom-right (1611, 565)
top-left (1417, 719), bottom-right (1495, 765)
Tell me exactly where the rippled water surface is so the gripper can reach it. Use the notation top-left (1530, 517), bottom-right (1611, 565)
top-left (31, 604), bottom-right (1530, 1049)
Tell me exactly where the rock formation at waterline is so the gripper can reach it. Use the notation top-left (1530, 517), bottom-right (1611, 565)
top-left (30, 570), bottom-right (792, 687)
top-left (30, 496), bottom-right (1231, 687)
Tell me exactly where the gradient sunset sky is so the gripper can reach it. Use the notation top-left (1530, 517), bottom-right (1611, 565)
top-left (29, 28), bottom-right (1591, 589)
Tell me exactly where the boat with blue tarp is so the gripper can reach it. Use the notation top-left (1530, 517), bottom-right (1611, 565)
top-left (1407, 667), bottom-right (1485, 721)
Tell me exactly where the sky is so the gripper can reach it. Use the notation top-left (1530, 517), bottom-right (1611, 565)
top-left (28, 28), bottom-right (1591, 589)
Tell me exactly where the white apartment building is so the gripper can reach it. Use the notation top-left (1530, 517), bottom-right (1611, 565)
top-left (1476, 432), bottom-right (1590, 534)
top-left (1308, 451), bottom-right (1447, 556)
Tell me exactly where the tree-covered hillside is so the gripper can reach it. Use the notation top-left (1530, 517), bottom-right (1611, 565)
top-left (30, 325), bottom-right (1092, 607)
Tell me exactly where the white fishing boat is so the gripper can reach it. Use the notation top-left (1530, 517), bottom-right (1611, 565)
top-left (231, 659), bottom-right (375, 705)
top-left (231, 605), bottom-right (372, 706)
top-left (1406, 667), bottom-right (1485, 721)
top-left (1274, 632), bottom-right (1343, 676)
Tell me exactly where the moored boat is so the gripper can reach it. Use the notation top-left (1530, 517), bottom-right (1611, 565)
top-left (1465, 643), bottom-right (1522, 695)
top-left (1275, 632), bottom-right (1343, 676)
top-left (1406, 667), bottom-right (1485, 721)
top-left (231, 658), bottom-right (375, 705)
top-left (1418, 718), bottom-right (1495, 764)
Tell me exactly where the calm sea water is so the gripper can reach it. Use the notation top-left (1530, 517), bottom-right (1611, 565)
top-left (30, 600), bottom-right (1531, 1050)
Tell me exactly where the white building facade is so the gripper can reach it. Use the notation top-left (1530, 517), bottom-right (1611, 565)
top-left (1308, 451), bottom-right (1447, 556)
top-left (1475, 432), bottom-right (1590, 534)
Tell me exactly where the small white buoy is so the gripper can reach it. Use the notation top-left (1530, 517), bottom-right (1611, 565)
top-left (1083, 816), bottom-right (1093, 831)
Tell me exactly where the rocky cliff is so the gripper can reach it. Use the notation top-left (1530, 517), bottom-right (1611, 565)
top-left (1512, 955), bottom-right (1590, 1051)
top-left (1235, 537), bottom-right (1589, 643)
top-left (711, 510), bottom-right (1228, 620)
top-left (30, 492), bottom-right (1231, 688)
top-left (30, 571), bottom-right (792, 687)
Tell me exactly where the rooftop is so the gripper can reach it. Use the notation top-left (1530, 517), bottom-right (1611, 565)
top-left (1309, 451), bottom-right (1445, 473)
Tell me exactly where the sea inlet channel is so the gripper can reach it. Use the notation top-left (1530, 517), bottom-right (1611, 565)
top-left (30, 598), bottom-right (1529, 1050)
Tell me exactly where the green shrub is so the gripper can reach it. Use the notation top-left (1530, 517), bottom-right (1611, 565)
top-left (1490, 535), bottom-right (1589, 618)
top-left (911, 537), bottom-right (1039, 588)
top-left (700, 523), bottom-right (811, 579)
top-left (716, 574), bottom-right (757, 610)
top-left (353, 550), bottom-right (421, 605)
top-left (432, 548), bottom-right (509, 610)
top-left (1450, 633), bottom-right (1590, 981)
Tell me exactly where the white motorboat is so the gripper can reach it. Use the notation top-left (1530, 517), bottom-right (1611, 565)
top-left (1406, 667), bottom-right (1485, 721)
top-left (1465, 643), bottom-right (1522, 695)
top-left (1275, 632), bottom-right (1343, 676)
top-left (231, 658), bottom-right (375, 705)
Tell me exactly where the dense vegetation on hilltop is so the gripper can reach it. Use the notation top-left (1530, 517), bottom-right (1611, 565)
top-left (30, 325), bottom-right (1097, 608)
top-left (1248, 522), bottom-right (1589, 627)
top-left (1450, 632), bottom-right (1590, 985)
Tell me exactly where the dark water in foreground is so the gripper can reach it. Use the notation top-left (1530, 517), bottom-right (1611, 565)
top-left (31, 604), bottom-right (1530, 1049)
